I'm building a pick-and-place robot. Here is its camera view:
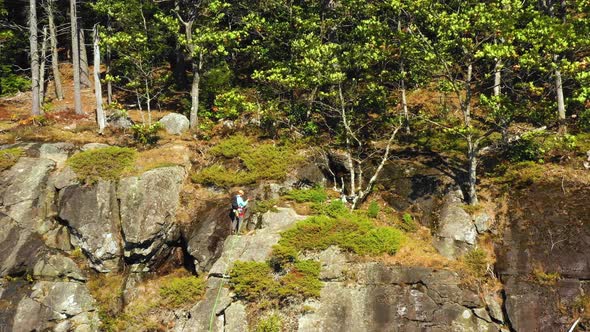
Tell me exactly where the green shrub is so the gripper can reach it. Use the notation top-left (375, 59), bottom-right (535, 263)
top-left (399, 213), bottom-right (418, 233)
top-left (497, 161), bottom-right (545, 186)
top-left (159, 276), bottom-right (206, 308)
top-left (254, 313), bottom-right (282, 332)
top-left (194, 139), bottom-right (302, 188)
top-left (269, 244), bottom-right (298, 271)
top-left (209, 134), bottom-right (254, 158)
top-left (278, 260), bottom-right (322, 299)
top-left (67, 147), bottom-right (137, 185)
top-left (251, 199), bottom-right (279, 214)
top-left (367, 201), bottom-right (380, 218)
top-left (229, 262), bottom-right (279, 301)
top-left (286, 186), bottom-right (328, 203)
top-left (192, 165), bottom-right (253, 187)
top-left (279, 213), bottom-right (405, 256)
top-left (463, 249), bottom-right (488, 278)
top-left (131, 123), bottom-right (162, 145)
top-left (0, 147), bottom-right (24, 171)
top-left (506, 131), bottom-right (545, 162)
top-left (311, 199), bottom-right (348, 217)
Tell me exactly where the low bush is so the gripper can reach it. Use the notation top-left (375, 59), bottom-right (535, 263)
top-left (229, 262), bottom-right (279, 302)
top-left (277, 260), bottom-right (322, 299)
top-left (209, 134), bottom-right (254, 158)
top-left (463, 249), bottom-right (488, 278)
top-left (367, 201), bottom-right (380, 218)
top-left (268, 244), bottom-right (298, 271)
top-left (159, 275), bottom-right (206, 308)
top-left (131, 123), bottom-right (162, 145)
top-left (0, 147), bottom-right (24, 171)
top-left (279, 212), bottom-right (405, 256)
top-left (286, 186), bottom-right (328, 203)
top-left (194, 137), bottom-right (302, 187)
top-left (250, 199), bottom-right (279, 214)
top-left (399, 213), bottom-right (418, 233)
top-left (254, 313), bottom-right (283, 332)
top-left (67, 147), bottom-right (137, 185)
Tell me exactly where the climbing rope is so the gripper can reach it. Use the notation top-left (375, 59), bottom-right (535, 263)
top-left (208, 232), bottom-right (240, 332)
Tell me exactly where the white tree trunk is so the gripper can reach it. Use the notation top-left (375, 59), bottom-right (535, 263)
top-left (79, 29), bottom-right (91, 89)
top-left (70, 0), bottom-right (83, 114)
top-left (467, 139), bottom-right (478, 205)
top-left (93, 25), bottom-right (105, 134)
top-left (189, 52), bottom-right (202, 130)
top-left (493, 58), bottom-right (502, 97)
top-left (555, 66), bottom-right (566, 133)
top-left (39, 25), bottom-right (48, 104)
top-left (106, 18), bottom-right (112, 104)
top-left (48, 0), bottom-right (63, 100)
top-left (29, 0), bottom-right (40, 115)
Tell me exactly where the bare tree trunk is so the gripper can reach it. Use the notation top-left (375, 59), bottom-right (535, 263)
top-left (467, 138), bottom-right (478, 205)
top-left (47, 0), bottom-right (63, 100)
top-left (106, 18), bottom-right (112, 104)
top-left (79, 29), bottom-right (91, 89)
top-left (189, 52), bottom-right (202, 130)
top-left (39, 25), bottom-right (48, 104)
top-left (93, 25), bottom-right (105, 134)
top-left (493, 58), bottom-right (502, 97)
top-left (70, 0), bottom-right (83, 114)
top-left (145, 78), bottom-right (152, 125)
top-left (400, 60), bottom-right (410, 134)
top-left (555, 65), bottom-right (566, 134)
top-left (29, 0), bottom-right (41, 115)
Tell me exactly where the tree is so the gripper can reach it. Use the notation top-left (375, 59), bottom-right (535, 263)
top-left (159, 0), bottom-right (242, 130)
top-left (47, 0), bottom-right (63, 100)
top-left (94, 24), bottom-right (105, 133)
top-left (70, 0), bottom-right (83, 114)
top-left (29, 0), bottom-right (40, 115)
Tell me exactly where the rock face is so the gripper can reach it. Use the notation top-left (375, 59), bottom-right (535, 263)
top-left (0, 213), bottom-right (47, 277)
top-left (0, 157), bottom-right (55, 230)
top-left (159, 113), bottom-right (190, 135)
top-left (118, 166), bottom-right (185, 269)
top-left (433, 189), bottom-right (476, 259)
top-left (298, 263), bottom-right (496, 332)
top-left (58, 181), bottom-right (122, 272)
top-left (0, 280), bottom-right (98, 332)
top-left (495, 182), bottom-right (590, 331)
top-left (209, 207), bottom-right (305, 276)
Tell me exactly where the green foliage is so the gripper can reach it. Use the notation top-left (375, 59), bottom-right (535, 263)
top-left (67, 147), bottom-right (137, 185)
top-left (131, 123), bottom-right (162, 145)
top-left (0, 147), bottom-right (23, 171)
top-left (251, 199), bottom-right (279, 214)
top-left (367, 201), bottom-right (380, 218)
top-left (229, 261), bottom-right (279, 302)
top-left (506, 131), bottom-right (545, 162)
top-left (159, 276), bottom-right (206, 308)
top-left (286, 186), bottom-right (328, 203)
top-left (254, 313), bottom-right (283, 332)
top-left (194, 137), bottom-right (302, 187)
top-left (213, 89), bottom-right (257, 120)
top-left (268, 244), bottom-right (298, 271)
top-left (209, 135), bottom-right (254, 158)
top-left (279, 213), bottom-right (405, 256)
top-left (533, 265), bottom-right (560, 286)
top-left (0, 67), bottom-right (29, 96)
top-left (311, 200), bottom-right (348, 218)
top-left (497, 161), bottom-right (545, 186)
top-left (463, 249), bottom-right (488, 279)
top-left (399, 213), bottom-right (418, 233)
top-left (277, 260), bottom-right (322, 299)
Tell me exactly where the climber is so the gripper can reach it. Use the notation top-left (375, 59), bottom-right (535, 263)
top-left (230, 189), bottom-right (248, 235)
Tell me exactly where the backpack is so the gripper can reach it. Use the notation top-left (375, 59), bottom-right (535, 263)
top-left (231, 195), bottom-right (239, 209)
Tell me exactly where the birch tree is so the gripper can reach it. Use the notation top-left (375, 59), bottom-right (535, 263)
top-left (70, 0), bottom-right (82, 114)
top-left (29, 0), bottom-right (40, 115)
top-left (47, 0), bottom-right (63, 100)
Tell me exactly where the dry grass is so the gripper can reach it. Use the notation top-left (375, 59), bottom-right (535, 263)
top-left (381, 228), bottom-right (459, 270)
top-left (129, 144), bottom-right (192, 175)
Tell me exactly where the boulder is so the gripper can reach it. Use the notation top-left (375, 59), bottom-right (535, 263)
top-left (474, 212), bottom-right (492, 234)
top-left (118, 166), bottom-right (185, 269)
top-left (433, 189), bottom-right (476, 258)
top-left (80, 143), bottom-right (109, 151)
top-left (159, 113), bottom-right (190, 135)
top-left (107, 114), bottom-right (134, 129)
top-left (58, 181), bottom-right (122, 272)
top-left (0, 157), bottom-right (55, 230)
top-left (38, 142), bottom-right (76, 167)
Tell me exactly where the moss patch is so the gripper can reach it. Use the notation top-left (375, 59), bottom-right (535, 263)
top-left (0, 147), bottom-right (24, 171)
top-left (159, 275), bottom-right (206, 308)
top-left (67, 146), bottom-right (137, 185)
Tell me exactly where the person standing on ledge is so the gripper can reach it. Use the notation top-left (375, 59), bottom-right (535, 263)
top-left (230, 189), bottom-right (248, 234)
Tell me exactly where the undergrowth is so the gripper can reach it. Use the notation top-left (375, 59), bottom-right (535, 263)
top-left (159, 275), bottom-right (206, 308)
top-left (0, 147), bottom-right (24, 171)
top-left (193, 135), bottom-right (302, 187)
top-left (67, 146), bottom-right (137, 185)
top-left (286, 186), bottom-right (328, 203)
